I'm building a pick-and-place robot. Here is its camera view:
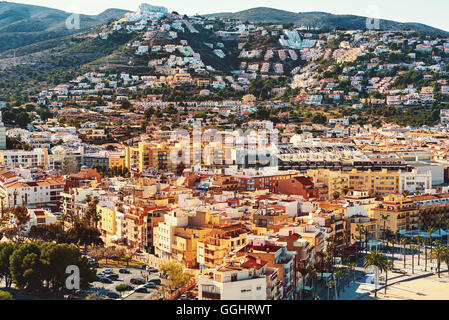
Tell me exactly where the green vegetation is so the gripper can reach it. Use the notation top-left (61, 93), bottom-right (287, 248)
top-left (0, 242), bottom-right (96, 297)
top-left (0, 290), bottom-right (13, 300)
top-left (159, 260), bottom-right (194, 290)
top-left (0, 2), bottom-right (128, 53)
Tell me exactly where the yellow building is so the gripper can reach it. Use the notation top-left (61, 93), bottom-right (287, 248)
top-left (346, 216), bottom-right (379, 242)
top-left (370, 194), bottom-right (420, 233)
top-left (109, 156), bottom-right (125, 168)
top-left (197, 224), bottom-right (248, 270)
top-left (308, 168), bottom-right (401, 198)
top-left (172, 227), bottom-right (212, 268)
top-left (98, 205), bottom-right (117, 237)
top-left (124, 142), bottom-right (173, 173)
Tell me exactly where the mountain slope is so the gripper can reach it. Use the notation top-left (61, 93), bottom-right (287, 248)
top-left (0, 1), bottom-right (130, 52)
top-left (205, 7), bottom-right (449, 36)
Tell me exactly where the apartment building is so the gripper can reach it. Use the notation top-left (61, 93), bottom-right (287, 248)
top-left (154, 211), bottom-right (189, 259)
top-left (198, 260), bottom-right (267, 300)
top-left (308, 169), bottom-right (431, 198)
top-left (0, 149), bottom-right (49, 169)
top-left (197, 223), bottom-right (248, 270)
top-left (370, 194), bottom-right (420, 233)
top-left (0, 176), bottom-right (65, 212)
top-left (236, 239), bottom-right (296, 300)
top-left (27, 208), bottom-right (58, 229)
top-left (124, 141), bottom-right (172, 173)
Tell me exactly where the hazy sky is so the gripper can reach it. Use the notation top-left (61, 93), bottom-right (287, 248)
top-left (10, 0), bottom-right (449, 31)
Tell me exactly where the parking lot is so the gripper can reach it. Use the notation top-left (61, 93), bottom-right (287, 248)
top-left (87, 265), bottom-right (167, 300)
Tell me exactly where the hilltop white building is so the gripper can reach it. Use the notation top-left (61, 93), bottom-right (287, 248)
top-left (127, 3), bottom-right (168, 22)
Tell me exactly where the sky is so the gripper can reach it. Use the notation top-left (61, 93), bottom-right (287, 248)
top-left (9, 0), bottom-right (449, 31)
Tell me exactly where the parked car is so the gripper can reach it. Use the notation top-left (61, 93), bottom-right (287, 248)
top-left (100, 277), bottom-right (113, 284)
top-left (148, 279), bottom-right (161, 285)
top-left (130, 278), bottom-right (145, 285)
top-left (144, 283), bottom-right (156, 289)
top-left (107, 274), bottom-right (119, 281)
top-left (119, 268), bottom-right (131, 274)
top-left (140, 264), bottom-right (148, 270)
top-left (96, 274), bottom-right (106, 281)
top-left (147, 267), bottom-right (158, 273)
top-left (106, 291), bottom-right (120, 299)
top-left (136, 287), bottom-right (148, 293)
top-left (102, 269), bottom-right (114, 274)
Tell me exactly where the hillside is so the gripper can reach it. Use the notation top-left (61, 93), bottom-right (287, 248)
top-left (205, 7), bottom-right (449, 36)
top-left (0, 1), bottom-right (130, 52)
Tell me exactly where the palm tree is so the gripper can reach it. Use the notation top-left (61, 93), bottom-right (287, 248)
top-left (356, 224), bottom-right (364, 254)
top-left (442, 247), bottom-right (449, 277)
top-left (400, 238), bottom-right (408, 269)
top-left (380, 214), bottom-right (389, 248)
top-left (427, 226), bottom-right (435, 259)
top-left (298, 267), bottom-right (310, 300)
top-left (364, 251), bottom-right (389, 298)
top-left (444, 218), bottom-right (449, 246)
top-left (410, 245), bottom-right (416, 274)
top-left (363, 227), bottom-right (371, 254)
top-left (390, 238), bottom-right (397, 267)
top-left (423, 238), bottom-right (429, 272)
top-left (335, 269), bottom-right (344, 296)
top-left (436, 214), bottom-right (445, 240)
top-left (348, 262), bottom-right (356, 283)
top-left (431, 240), bottom-right (445, 278)
top-left (316, 251), bottom-right (326, 272)
top-left (416, 236), bottom-right (423, 266)
top-left (309, 267), bottom-right (318, 299)
top-left (384, 260), bottom-right (393, 295)
top-left (327, 280), bottom-right (335, 300)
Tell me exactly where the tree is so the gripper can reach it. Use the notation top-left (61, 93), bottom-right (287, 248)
top-left (390, 239), bottom-right (397, 267)
top-left (298, 266), bottom-right (310, 300)
top-left (69, 223), bottom-right (103, 253)
top-left (9, 243), bottom-right (41, 289)
top-left (410, 245), bottom-right (416, 274)
top-left (431, 240), bottom-right (445, 278)
top-left (83, 196), bottom-right (100, 228)
top-left (0, 243), bottom-right (16, 288)
top-left (423, 238), bottom-right (429, 272)
top-left (312, 113), bottom-right (327, 124)
top-left (159, 260), bottom-right (193, 290)
top-left (427, 226), bottom-right (435, 261)
top-left (309, 267), bottom-right (318, 298)
top-left (0, 290), bottom-right (13, 300)
top-left (416, 236), bottom-right (423, 266)
top-left (436, 214), bottom-right (445, 240)
top-left (115, 283), bottom-right (131, 295)
top-left (364, 251), bottom-right (389, 297)
top-left (8, 206), bottom-right (30, 243)
top-left (61, 158), bottom-right (79, 175)
top-left (400, 238), bottom-right (408, 269)
top-left (380, 214), bottom-right (389, 247)
top-left (335, 269), bottom-right (344, 297)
